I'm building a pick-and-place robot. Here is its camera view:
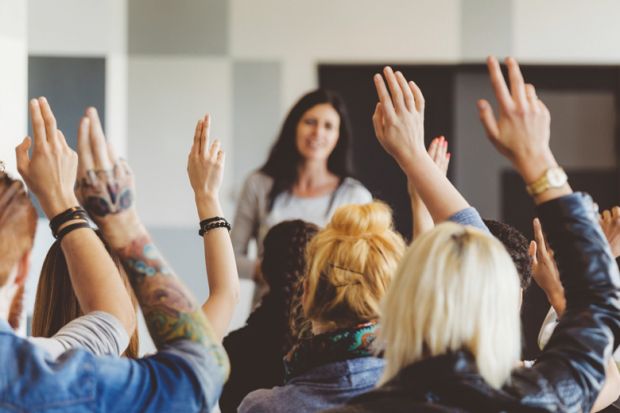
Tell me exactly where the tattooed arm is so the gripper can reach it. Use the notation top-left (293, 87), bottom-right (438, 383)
top-left (75, 107), bottom-right (229, 369)
top-left (187, 114), bottom-right (240, 341)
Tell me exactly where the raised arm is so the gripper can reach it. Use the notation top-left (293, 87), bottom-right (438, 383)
top-left (371, 68), bottom-right (469, 223)
top-left (410, 136), bottom-right (451, 239)
top-left (478, 56), bottom-right (620, 412)
top-left (16, 98), bottom-right (135, 337)
top-left (74, 107), bottom-right (228, 373)
top-left (187, 114), bottom-right (240, 340)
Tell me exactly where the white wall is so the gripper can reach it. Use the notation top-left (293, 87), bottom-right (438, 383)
top-left (0, 0), bottom-right (27, 176)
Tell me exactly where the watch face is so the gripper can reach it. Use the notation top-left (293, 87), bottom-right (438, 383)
top-left (547, 168), bottom-right (567, 186)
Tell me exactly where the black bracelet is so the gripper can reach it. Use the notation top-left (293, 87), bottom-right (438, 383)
top-left (199, 216), bottom-right (227, 226)
top-left (198, 217), bottom-right (231, 237)
top-left (56, 221), bottom-right (91, 241)
top-left (50, 207), bottom-right (88, 235)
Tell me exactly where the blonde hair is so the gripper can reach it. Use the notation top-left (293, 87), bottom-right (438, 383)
top-left (379, 222), bottom-right (521, 389)
top-left (302, 201), bottom-right (405, 328)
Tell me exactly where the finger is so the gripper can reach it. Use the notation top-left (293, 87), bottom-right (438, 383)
top-left (525, 83), bottom-right (538, 109)
top-left (613, 206), bottom-right (620, 219)
top-left (373, 74), bottom-right (396, 119)
top-left (428, 137), bottom-right (439, 159)
top-left (77, 116), bottom-right (95, 176)
top-left (210, 139), bottom-right (221, 162)
top-left (438, 137), bottom-right (448, 162)
top-left (528, 240), bottom-right (538, 265)
top-left (602, 209), bottom-right (612, 222)
top-left (383, 67), bottom-right (405, 112)
top-left (202, 114), bottom-right (211, 157)
top-left (533, 218), bottom-right (548, 255)
top-left (38, 97), bottom-right (59, 147)
top-left (396, 71), bottom-right (415, 112)
top-left (505, 57), bottom-right (528, 109)
top-left (372, 102), bottom-right (385, 139)
top-left (217, 149), bottom-right (225, 165)
top-left (486, 56), bottom-right (514, 112)
top-left (87, 107), bottom-right (112, 170)
top-left (408, 81), bottom-right (425, 113)
top-left (477, 100), bottom-right (500, 140)
top-left (15, 137), bottom-right (32, 176)
top-left (29, 99), bottom-right (48, 151)
top-left (193, 118), bottom-right (203, 155)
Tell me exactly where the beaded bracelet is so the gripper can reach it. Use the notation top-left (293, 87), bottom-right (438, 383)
top-left (198, 217), bottom-right (231, 237)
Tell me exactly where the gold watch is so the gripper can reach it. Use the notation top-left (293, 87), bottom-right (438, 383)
top-left (526, 167), bottom-right (568, 196)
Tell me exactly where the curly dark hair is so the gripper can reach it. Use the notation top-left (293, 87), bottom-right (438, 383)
top-left (255, 220), bottom-right (319, 354)
top-left (483, 219), bottom-right (532, 289)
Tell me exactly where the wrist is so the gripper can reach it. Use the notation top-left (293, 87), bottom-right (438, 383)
top-left (513, 149), bottom-right (558, 184)
top-left (41, 195), bottom-right (80, 220)
top-left (98, 211), bottom-right (147, 249)
top-left (195, 194), bottom-right (223, 220)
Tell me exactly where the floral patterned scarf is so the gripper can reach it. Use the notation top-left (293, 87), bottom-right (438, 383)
top-left (284, 321), bottom-right (378, 381)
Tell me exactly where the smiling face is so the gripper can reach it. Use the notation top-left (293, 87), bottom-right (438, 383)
top-left (295, 103), bottom-right (341, 163)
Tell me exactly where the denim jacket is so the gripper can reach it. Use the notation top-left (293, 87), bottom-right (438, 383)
top-left (0, 320), bottom-right (226, 412)
top-left (239, 357), bottom-right (385, 413)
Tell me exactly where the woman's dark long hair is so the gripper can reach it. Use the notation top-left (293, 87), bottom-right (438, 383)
top-left (260, 89), bottom-right (354, 211)
top-left (248, 220), bottom-right (319, 354)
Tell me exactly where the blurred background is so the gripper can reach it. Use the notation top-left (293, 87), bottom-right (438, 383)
top-left (1, 0), bottom-right (619, 357)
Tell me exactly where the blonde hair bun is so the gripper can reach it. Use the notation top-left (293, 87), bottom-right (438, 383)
top-left (328, 202), bottom-right (394, 238)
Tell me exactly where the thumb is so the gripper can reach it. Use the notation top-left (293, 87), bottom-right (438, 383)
top-left (15, 136), bottom-right (32, 176)
top-left (529, 240), bottom-right (538, 265)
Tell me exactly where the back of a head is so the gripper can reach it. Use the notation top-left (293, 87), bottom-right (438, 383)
top-left (32, 231), bottom-right (140, 357)
top-left (0, 172), bottom-right (37, 287)
top-left (260, 220), bottom-right (319, 351)
top-left (484, 219), bottom-right (532, 289)
top-left (379, 222), bottom-right (521, 390)
top-left (303, 201), bottom-right (405, 328)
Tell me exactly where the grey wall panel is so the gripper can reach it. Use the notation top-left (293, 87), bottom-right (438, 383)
top-left (454, 71), bottom-right (511, 220)
top-left (232, 60), bottom-right (281, 195)
top-left (28, 56), bottom-right (106, 216)
top-left (128, 0), bottom-right (228, 55)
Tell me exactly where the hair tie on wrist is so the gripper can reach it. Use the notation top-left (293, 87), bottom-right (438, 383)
top-left (198, 217), bottom-right (231, 237)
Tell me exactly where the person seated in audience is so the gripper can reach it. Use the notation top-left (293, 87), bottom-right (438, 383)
top-left (0, 98), bottom-right (229, 412)
top-left (323, 58), bottom-right (620, 412)
top-left (31, 231), bottom-right (140, 358)
top-left (220, 220), bottom-right (319, 413)
top-left (238, 201), bottom-right (406, 413)
top-left (187, 113), bottom-right (241, 343)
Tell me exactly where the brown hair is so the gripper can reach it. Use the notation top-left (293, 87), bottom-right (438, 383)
top-left (0, 172), bottom-right (37, 286)
top-left (302, 201), bottom-right (405, 329)
top-left (32, 231), bottom-right (140, 358)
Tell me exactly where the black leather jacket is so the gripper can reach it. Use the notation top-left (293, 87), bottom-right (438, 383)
top-left (323, 193), bottom-right (620, 412)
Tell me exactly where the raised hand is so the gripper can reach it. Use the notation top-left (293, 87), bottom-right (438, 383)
top-left (428, 136), bottom-right (451, 175)
top-left (600, 207), bottom-right (620, 258)
top-left (372, 67), bottom-right (425, 172)
top-left (530, 217), bottom-right (565, 316)
top-left (187, 114), bottom-right (225, 220)
top-left (74, 108), bottom-right (141, 246)
top-left (478, 57), bottom-right (558, 183)
top-left (16, 98), bottom-right (79, 219)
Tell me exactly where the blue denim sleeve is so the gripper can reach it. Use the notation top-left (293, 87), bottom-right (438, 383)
top-left (447, 207), bottom-right (489, 233)
top-left (95, 340), bottom-right (227, 412)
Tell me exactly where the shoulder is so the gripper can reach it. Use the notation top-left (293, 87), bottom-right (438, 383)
top-left (245, 171), bottom-right (273, 191)
top-left (337, 178), bottom-right (372, 203)
top-left (239, 387), bottom-right (287, 413)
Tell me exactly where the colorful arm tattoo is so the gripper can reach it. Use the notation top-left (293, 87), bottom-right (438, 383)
top-left (117, 234), bottom-right (228, 368)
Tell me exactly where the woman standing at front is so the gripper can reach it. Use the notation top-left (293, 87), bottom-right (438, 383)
top-left (232, 89), bottom-right (372, 281)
